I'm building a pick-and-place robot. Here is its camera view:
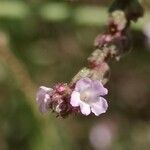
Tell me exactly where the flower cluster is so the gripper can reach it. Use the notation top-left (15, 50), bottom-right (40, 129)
top-left (36, 0), bottom-right (143, 118)
top-left (36, 83), bottom-right (74, 117)
top-left (94, 10), bottom-right (131, 59)
top-left (36, 78), bottom-right (108, 117)
top-left (36, 10), bottom-right (127, 118)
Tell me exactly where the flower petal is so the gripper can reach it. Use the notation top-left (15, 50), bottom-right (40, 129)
top-left (91, 97), bottom-right (108, 116)
top-left (75, 78), bottom-right (92, 92)
top-left (70, 91), bottom-right (80, 107)
top-left (79, 101), bottom-right (91, 116)
top-left (36, 86), bottom-right (53, 113)
top-left (92, 80), bottom-right (108, 96)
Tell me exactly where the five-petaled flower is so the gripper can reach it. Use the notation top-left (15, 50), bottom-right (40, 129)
top-left (70, 78), bottom-right (108, 116)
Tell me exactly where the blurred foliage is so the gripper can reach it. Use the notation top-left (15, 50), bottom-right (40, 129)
top-left (0, 0), bottom-right (150, 150)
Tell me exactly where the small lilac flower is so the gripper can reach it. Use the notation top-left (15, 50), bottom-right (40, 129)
top-left (70, 78), bottom-right (108, 116)
top-left (36, 86), bottom-right (53, 113)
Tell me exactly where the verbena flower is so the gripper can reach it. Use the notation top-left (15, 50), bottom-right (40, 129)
top-left (70, 78), bottom-right (108, 116)
top-left (36, 86), bottom-right (53, 113)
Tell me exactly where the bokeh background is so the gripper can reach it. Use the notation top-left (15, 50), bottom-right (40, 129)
top-left (0, 0), bottom-right (150, 150)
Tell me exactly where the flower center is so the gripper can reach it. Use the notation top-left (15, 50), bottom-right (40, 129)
top-left (80, 89), bottom-right (93, 102)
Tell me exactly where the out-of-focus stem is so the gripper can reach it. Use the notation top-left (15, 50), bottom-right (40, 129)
top-left (0, 32), bottom-right (41, 119)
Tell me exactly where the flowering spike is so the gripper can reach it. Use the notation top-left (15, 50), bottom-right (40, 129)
top-left (36, 0), bottom-right (143, 118)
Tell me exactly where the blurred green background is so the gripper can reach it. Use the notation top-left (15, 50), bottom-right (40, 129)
top-left (0, 0), bottom-right (150, 150)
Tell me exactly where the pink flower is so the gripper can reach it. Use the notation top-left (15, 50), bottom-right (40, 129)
top-left (70, 78), bottom-right (108, 116)
top-left (36, 86), bottom-right (53, 113)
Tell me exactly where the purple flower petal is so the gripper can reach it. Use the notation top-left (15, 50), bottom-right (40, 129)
top-left (79, 101), bottom-right (91, 116)
top-left (36, 86), bottom-right (53, 113)
top-left (75, 78), bottom-right (92, 92)
top-left (91, 97), bottom-right (108, 116)
top-left (92, 80), bottom-right (108, 96)
top-left (70, 91), bottom-right (80, 107)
